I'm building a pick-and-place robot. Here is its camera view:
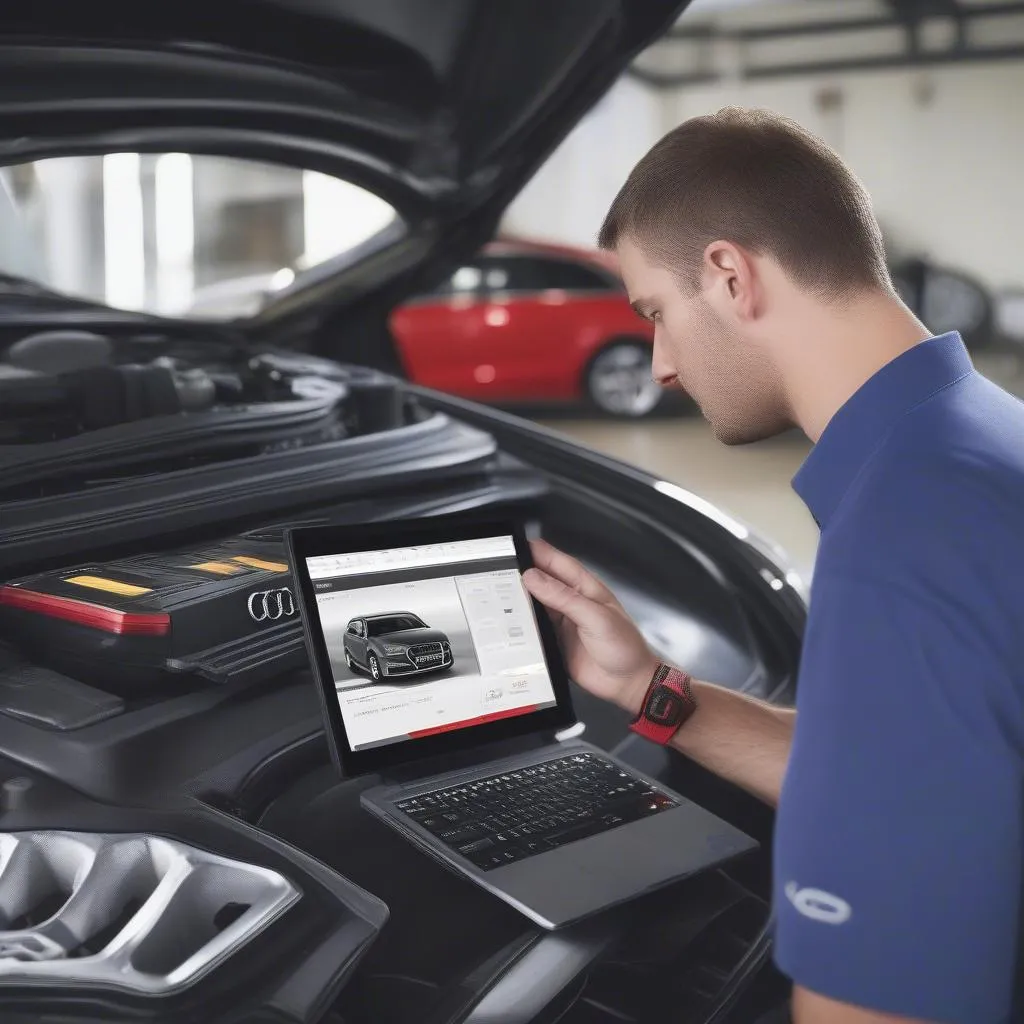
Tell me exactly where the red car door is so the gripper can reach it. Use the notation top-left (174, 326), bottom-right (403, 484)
top-left (389, 263), bottom-right (491, 395)
top-left (471, 254), bottom-right (632, 399)
top-left (390, 250), bottom-right (638, 402)
top-left (458, 254), bottom-right (578, 400)
top-left (425, 253), bottom-right (617, 401)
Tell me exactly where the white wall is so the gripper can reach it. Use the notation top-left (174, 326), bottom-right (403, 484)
top-left (666, 62), bottom-right (1024, 292)
top-left (506, 56), bottom-right (1024, 295)
top-left (501, 75), bottom-right (666, 249)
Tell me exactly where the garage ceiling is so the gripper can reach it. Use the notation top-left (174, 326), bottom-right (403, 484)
top-left (633, 0), bottom-right (1024, 86)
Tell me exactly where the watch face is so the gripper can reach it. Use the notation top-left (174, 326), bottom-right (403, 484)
top-left (645, 682), bottom-right (684, 725)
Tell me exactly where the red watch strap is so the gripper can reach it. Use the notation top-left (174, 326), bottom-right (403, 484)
top-left (629, 664), bottom-right (696, 745)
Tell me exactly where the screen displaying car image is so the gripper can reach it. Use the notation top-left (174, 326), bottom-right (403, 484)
top-left (305, 535), bottom-right (559, 752)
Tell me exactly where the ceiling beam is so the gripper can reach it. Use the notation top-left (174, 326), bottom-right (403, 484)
top-left (743, 41), bottom-right (1024, 79)
top-left (885, 0), bottom-right (964, 53)
top-left (628, 42), bottom-right (1024, 87)
top-left (666, 1), bottom-right (1023, 43)
top-left (634, 1), bottom-right (1024, 89)
top-left (885, 0), bottom-right (962, 18)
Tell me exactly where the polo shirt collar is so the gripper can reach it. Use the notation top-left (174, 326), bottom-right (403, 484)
top-left (792, 331), bottom-right (973, 529)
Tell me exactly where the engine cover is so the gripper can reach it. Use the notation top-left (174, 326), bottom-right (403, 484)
top-left (0, 533), bottom-right (305, 694)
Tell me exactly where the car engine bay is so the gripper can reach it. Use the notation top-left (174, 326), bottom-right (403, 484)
top-left (0, 323), bottom-right (408, 496)
top-left (0, 319), bottom-right (800, 1024)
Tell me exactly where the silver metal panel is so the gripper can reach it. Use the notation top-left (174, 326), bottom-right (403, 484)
top-left (0, 831), bottom-right (301, 994)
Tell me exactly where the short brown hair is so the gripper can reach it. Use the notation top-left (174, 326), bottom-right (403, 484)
top-left (599, 107), bottom-right (890, 300)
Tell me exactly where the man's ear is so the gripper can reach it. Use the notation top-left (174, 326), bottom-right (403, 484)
top-left (702, 240), bottom-right (761, 321)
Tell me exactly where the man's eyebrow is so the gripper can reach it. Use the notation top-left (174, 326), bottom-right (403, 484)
top-left (630, 299), bottom-right (654, 318)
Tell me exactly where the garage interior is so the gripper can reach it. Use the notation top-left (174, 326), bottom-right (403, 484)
top-left (0, 3), bottom-right (1020, 1022)
top-left (2, 0), bottom-right (1023, 579)
top-left (511, 0), bottom-right (1024, 580)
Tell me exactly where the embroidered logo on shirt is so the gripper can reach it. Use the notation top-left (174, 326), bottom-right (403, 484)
top-left (784, 882), bottom-right (852, 924)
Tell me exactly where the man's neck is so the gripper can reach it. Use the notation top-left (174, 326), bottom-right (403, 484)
top-left (782, 293), bottom-right (933, 443)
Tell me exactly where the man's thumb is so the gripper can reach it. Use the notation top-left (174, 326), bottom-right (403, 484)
top-left (523, 568), bottom-right (602, 630)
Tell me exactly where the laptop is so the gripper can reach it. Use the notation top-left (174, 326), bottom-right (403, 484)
top-left (286, 514), bottom-right (758, 929)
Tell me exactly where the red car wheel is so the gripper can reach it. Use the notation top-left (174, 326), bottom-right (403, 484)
top-left (584, 339), bottom-right (664, 418)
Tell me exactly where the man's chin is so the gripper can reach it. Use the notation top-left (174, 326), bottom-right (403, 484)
top-left (712, 426), bottom-right (758, 446)
top-left (709, 417), bottom-right (789, 446)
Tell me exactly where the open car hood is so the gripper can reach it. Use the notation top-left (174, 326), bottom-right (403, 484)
top-left (0, 0), bottom-right (686, 318)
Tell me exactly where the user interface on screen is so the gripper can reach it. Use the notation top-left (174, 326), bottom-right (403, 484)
top-left (305, 535), bottom-right (558, 752)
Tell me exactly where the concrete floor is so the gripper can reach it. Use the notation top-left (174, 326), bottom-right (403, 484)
top-left (540, 416), bottom-right (820, 579)
top-left (541, 350), bottom-right (1024, 583)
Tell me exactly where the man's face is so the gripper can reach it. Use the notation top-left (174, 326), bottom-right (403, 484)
top-left (615, 237), bottom-right (790, 445)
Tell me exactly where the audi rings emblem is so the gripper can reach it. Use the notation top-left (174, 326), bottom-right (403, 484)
top-left (247, 588), bottom-right (296, 623)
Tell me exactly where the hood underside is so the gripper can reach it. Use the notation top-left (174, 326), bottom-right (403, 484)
top-left (0, 1), bottom-right (685, 225)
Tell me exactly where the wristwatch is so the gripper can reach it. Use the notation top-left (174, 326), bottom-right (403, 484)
top-left (628, 663), bottom-right (696, 744)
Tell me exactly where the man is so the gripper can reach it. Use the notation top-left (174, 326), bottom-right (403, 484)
top-left (523, 108), bottom-right (1024, 1024)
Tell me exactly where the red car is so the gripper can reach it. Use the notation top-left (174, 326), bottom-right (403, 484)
top-left (389, 239), bottom-right (673, 418)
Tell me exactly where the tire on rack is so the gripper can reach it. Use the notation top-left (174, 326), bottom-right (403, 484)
top-left (582, 337), bottom-right (669, 419)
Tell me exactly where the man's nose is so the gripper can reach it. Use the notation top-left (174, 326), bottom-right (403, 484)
top-left (651, 331), bottom-right (676, 387)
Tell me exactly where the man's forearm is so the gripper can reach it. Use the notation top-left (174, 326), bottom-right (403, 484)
top-left (615, 670), bottom-right (795, 806)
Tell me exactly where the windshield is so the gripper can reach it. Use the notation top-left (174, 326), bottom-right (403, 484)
top-left (0, 154), bottom-right (398, 320)
top-left (367, 615), bottom-right (425, 636)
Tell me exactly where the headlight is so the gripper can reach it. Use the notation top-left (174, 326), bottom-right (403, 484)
top-left (382, 644), bottom-right (406, 655)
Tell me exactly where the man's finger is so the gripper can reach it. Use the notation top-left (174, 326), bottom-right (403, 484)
top-left (523, 567), bottom-right (607, 632)
top-left (529, 539), bottom-right (618, 607)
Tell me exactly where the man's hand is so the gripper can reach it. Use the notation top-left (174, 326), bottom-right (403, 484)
top-left (525, 538), bottom-right (794, 806)
top-left (523, 539), bottom-right (657, 711)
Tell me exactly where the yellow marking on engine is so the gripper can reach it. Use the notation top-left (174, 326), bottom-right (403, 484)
top-left (65, 575), bottom-right (152, 597)
top-left (191, 561), bottom-right (242, 575)
top-left (231, 556), bottom-right (288, 572)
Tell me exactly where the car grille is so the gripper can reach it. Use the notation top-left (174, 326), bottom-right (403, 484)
top-left (408, 643), bottom-right (446, 668)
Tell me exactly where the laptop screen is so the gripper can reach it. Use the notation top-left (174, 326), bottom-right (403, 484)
top-left (305, 534), bottom-right (559, 753)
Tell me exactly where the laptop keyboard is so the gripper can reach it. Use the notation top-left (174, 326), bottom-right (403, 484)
top-left (394, 751), bottom-right (679, 871)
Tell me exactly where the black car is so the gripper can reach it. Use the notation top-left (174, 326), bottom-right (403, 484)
top-left (344, 612), bottom-right (454, 681)
top-left (0, 4), bottom-right (805, 1024)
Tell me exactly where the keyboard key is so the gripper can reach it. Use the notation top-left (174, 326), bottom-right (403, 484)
top-left (439, 824), bottom-right (488, 846)
top-left (397, 753), bottom-right (678, 871)
top-left (458, 836), bottom-right (494, 856)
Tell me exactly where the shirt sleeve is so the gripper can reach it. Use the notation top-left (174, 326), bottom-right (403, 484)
top-left (772, 573), bottom-right (1023, 1024)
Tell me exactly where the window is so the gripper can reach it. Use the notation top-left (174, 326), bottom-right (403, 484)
top-left (426, 262), bottom-right (485, 298)
top-left (451, 265), bottom-right (483, 292)
top-left (417, 252), bottom-right (618, 301)
top-left (0, 153), bottom-right (399, 320)
top-left (367, 614), bottom-right (424, 636)
top-left (426, 256), bottom-right (531, 296)
top-left (492, 255), bottom-right (616, 293)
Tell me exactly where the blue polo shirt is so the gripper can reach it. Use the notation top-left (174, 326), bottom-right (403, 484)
top-left (773, 332), bottom-right (1024, 1023)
